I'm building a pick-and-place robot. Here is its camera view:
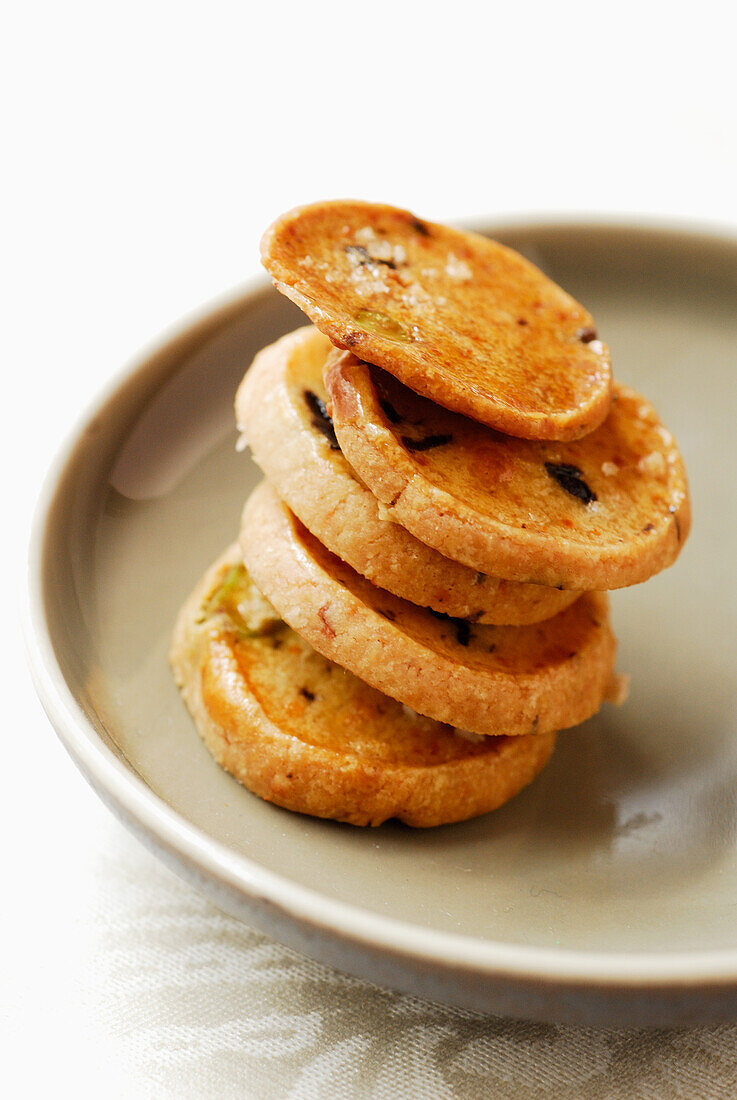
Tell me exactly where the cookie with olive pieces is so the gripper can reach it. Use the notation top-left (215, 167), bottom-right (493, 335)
top-left (240, 481), bottom-right (617, 738)
top-left (235, 326), bottom-right (578, 624)
top-left (260, 200), bottom-right (612, 441)
top-left (324, 352), bottom-right (691, 591)
top-left (170, 543), bottom-right (557, 827)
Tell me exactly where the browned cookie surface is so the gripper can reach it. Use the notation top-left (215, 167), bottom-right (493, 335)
top-left (241, 482), bottom-right (617, 738)
top-left (235, 325), bottom-right (578, 624)
top-left (261, 200), bottom-right (612, 440)
top-left (325, 354), bottom-right (691, 590)
top-left (170, 544), bottom-right (557, 827)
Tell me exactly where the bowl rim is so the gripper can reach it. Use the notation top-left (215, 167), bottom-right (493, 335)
top-left (25, 214), bottom-right (737, 994)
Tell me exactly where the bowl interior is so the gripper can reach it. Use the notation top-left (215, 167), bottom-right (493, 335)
top-left (40, 223), bottom-right (737, 956)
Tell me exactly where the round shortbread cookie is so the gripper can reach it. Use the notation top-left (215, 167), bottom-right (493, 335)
top-left (169, 544), bottom-right (557, 827)
top-left (235, 326), bottom-right (578, 624)
top-left (240, 482), bottom-right (617, 738)
top-left (324, 353), bottom-right (691, 591)
top-left (260, 200), bottom-right (612, 440)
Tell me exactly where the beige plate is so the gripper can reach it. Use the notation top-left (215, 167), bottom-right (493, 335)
top-left (26, 220), bottom-right (737, 1027)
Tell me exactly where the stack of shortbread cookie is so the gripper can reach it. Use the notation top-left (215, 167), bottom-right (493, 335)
top-left (171, 202), bottom-right (691, 827)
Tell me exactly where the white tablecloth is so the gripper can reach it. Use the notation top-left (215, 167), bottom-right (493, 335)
top-left (85, 844), bottom-right (737, 1099)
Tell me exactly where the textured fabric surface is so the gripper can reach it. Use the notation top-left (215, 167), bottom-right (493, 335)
top-left (69, 825), bottom-right (737, 1099)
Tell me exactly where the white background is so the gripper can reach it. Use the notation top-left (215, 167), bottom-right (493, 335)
top-left (4, 1), bottom-right (737, 1095)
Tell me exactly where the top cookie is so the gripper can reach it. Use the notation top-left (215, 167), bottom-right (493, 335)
top-left (260, 200), bottom-right (612, 440)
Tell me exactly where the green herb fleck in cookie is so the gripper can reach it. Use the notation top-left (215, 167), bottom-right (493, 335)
top-left (197, 563), bottom-right (282, 639)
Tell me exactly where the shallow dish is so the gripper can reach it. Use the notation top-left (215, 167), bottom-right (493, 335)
top-left (27, 220), bottom-right (737, 1027)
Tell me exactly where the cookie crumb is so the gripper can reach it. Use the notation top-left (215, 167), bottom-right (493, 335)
top-left (605, 673), bottom-right (631, 706)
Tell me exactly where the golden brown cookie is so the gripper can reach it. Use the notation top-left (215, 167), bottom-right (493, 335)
top-left (240, 482), bottom-right (617, 738)
top-left (235, 325), bottom-right (578, 624)
top-left (260, 200), bottom-right (612, 440)
top-left (170, 544), bottom-right (557, 827)
top-left (325, 353), bottom-right (691, 591)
